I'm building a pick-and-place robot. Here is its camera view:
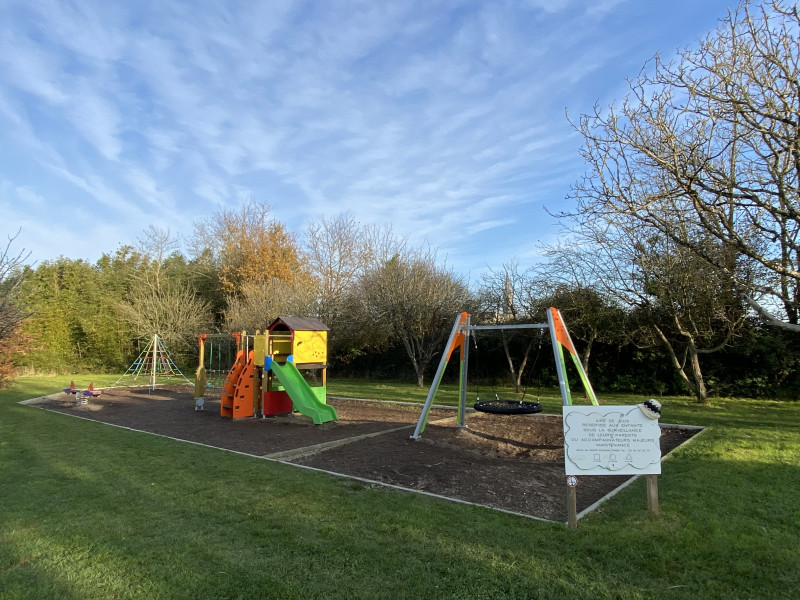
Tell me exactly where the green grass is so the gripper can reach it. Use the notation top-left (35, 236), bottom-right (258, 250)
top-left (1, 375), bottom-right (799, 599)
top-left (329, 377), bottom-right (464, 404)
top-left (328, 377), bottom-right (565, 408)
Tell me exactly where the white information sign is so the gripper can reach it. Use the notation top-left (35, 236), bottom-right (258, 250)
top-left (563, 405), bottom-right (661, 476)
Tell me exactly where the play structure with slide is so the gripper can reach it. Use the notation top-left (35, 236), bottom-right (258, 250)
top-left (195, 317), bottom-right (337, 425)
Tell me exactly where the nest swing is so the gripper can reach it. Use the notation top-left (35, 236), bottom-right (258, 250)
top-left (472, 329), bottom-right (544, 415)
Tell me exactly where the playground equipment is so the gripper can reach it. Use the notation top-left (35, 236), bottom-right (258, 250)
top-left (63, 381), bottom-right (102, 405)
top-left (411, 307), bottom-right (599, 439)
top-left (194, 333), bottom-right (238, 410)
top-left (82, 382), bottom-right (101, 398)
top-left (113, 334), bottom-right (192, 390)
top-left (472, 326), bottom-right (545, 415)
top-left (217, 317), bottom-right (337, 425)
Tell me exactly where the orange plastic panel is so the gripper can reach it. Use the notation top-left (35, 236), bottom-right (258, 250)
top-left (549, 307), bottom-right (577, 355)
top-left (232, 351), bottom-right (255, 419)
top-left (221, 349), bottom-right (245, 417)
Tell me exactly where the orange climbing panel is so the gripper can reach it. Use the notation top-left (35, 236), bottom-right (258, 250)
top-left (221, 349), bottom-right (246, 417)
top-left (232, 351), bottom-right (256, 419)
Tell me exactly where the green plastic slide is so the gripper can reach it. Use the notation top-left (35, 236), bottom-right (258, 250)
top-left (267, 359), bottom-right (337, 425)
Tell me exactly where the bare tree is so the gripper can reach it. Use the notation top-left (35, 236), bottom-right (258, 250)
top-left (568, 1), bottom-right (800, 330)
top-left (118, 278), bottom-right (211, 347)
top-left (538, 283), bottom-right (627, 376)
top-left (302, 213), bottom-right (401, 322)
top-left (0, 232), bottom-right (31, 341)
top-left (303, 214), bottom-right (408, 358)
top-left (223, 278), bottom-right (317, 333)
top-left (358, 247), bottom-right (470, 387)
top-left (475, 259), bottom-right (539, 321)
top-left (119, 226), bottom-right (211, 347)
top-left (136, 225), bottom-right (181, 291)
top-left (544, 211), bottom-right (747, 402)
top-left (475, 260), bottom-right (543, 392)
top-left (0, 232), bottom-right (31, 386)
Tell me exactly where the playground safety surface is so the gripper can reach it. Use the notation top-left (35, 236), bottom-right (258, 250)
top-left (30, 385), bottom-right (698, 522)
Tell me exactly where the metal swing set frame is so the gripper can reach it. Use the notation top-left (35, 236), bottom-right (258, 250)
top-left (410, 307), bottom-right (599, 440)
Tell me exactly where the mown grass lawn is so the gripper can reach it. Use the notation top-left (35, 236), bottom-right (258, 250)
top-left (1, 375), bottom-right (798, 599)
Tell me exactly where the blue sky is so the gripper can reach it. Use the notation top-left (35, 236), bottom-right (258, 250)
top-left (0, 0), bottom-right (736, 278)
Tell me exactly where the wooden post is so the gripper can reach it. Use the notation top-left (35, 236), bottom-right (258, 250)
top-left (252, 366), bottom-right (262, 417)
top-left (567, 486), bottom-right (578, 529)
top-left (647, 475), bottom-right (659, 516)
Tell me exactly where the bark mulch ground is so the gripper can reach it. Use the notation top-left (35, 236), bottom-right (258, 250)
top-left (28, 384), bottom-right (699, 522)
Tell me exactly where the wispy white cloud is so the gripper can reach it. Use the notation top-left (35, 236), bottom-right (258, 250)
top-left (521, 0), bottom-right (574, 14)
top-left (15, 185), bottom-right (46, 207)
top-left (586, 0), bottom-right (633, 18)
top-left (29, 0), bottom-right (126, 62)
top-left (0, 29), bottom-right (69, 105)
top-left (0, 0), bottom-right (738, 272)
top-left (65, 83), bottom-right (123, 161)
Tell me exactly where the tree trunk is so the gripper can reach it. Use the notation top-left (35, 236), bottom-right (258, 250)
top-left (580, 335), bottom-right (595, 377)
top-left (515, 339), bottom-right (533, 393)
top-left (398, 333), bottom-right (425, 387)
top-left (501, 334), bottom-right (520, 393)
top-left (501, 334), bottom-right (534, 394)
top-left (687, 343), bottom-right (707, 402)
top-left (652, 324), bottom-right (708, 403)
